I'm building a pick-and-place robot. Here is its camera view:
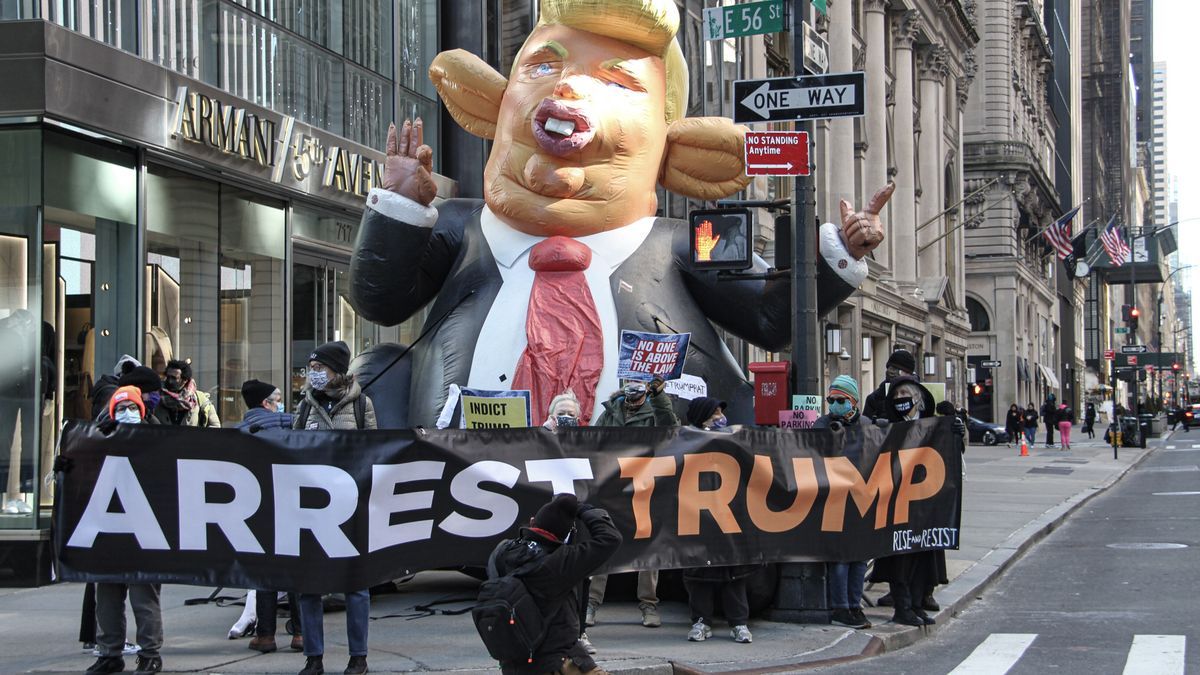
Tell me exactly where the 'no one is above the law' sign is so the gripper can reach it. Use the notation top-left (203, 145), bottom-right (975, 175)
top-left (744, 131), bottom-right (810, 176)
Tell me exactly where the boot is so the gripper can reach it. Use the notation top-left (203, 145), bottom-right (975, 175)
top-left (248, 636), bottom-right (277, 653)
top-left (344, 655), bottom-right (368, 674)
top-left (299, 655), bottom-right (324, 675)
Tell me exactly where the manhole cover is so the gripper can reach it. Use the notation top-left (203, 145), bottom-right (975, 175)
top-left (1154, 491), bottom-right (1200, 496)
top-left (1106, 543), bottom-right (1188, 550)
top-left (1028, 467), bottom-right (1074, 475)
top-left (1138, 465), bottom-right (1199, 473)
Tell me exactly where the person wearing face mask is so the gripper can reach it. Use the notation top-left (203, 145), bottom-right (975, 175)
top-left (587, 377), bottom-right (677, 629)
top-left (236, 379), bottom-right (294, 433)
top-left (680, 395), bottom-right (756, 644)
top-left (89, 354), bottom-right (141, 421)
top-left (542, 389), bottom-right (584, 430)
top-left (868, 376), bottom-right (947, 627)
top-left (155, 359), bottom-right (221, 428)
top-left (861, 349), bottom-right (917, 422)
top-left (293, 341), bottom-right (376, 675)
top-left (812, 376), bottom-right (871, 630)
top-left (86, 387), bottom-right (166, 675)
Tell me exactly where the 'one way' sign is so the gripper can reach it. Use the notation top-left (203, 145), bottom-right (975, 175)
top-left (732, 72), bottom-right (866, 124)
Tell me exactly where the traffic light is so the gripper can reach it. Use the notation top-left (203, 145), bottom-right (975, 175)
top-left (1174, 362), bottom-right (1181, 372)
top-left (1129, 306), bottom-right (1140, 331)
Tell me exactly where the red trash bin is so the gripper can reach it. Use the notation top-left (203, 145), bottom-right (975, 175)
top-left (748, 361), bottom-right (791, 425)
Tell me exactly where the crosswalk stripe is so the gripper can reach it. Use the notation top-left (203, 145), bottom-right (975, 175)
top-left (948, 633), bottom-right (1038, 675)
top-left (1122, 635), bottom-right (1186, 675)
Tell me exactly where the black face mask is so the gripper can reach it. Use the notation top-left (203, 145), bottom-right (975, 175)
top-left (555, 415), bottom-right (579, 428)
top-left (164, 377), bottom-right (183, 391)
top-left (893, 396), bottom-right (915, 415)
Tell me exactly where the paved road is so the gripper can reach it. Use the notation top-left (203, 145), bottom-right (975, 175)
top-left (813, 439), bottom-right (1200, 674)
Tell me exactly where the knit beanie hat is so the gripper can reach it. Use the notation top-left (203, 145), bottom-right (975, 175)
top-left (241, 379), bottom-right (277, 409)
top-left (310, 341), bottom-right (351, 375)
top-left (828, 375), bottom-right (861, 405)
top-left (532, 493), bottom-right (579, 542)
top-left (686, 397), bottom-right (727, 428)
top-left (119, 365), bottom-right (163, 393)
top-left (109, 385), bottom-right (146, 420)
top-left (886, 348), bottom-right (917, 374)
top-left (112, 354), bottom-right (141, 378)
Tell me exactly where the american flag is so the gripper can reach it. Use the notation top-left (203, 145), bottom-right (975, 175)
top-left (1041, 206), bottom-right (1080, 259)
top-left (1099, 216), bottom-right (1131, 266)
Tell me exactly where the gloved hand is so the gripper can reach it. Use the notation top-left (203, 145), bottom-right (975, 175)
top-left (576, 502), bottom-right (598, 516)
top-left (52, 455), bottom-right (73, 474)
top-left (97, 418), bottom-right (119, 435)
top-left (873, 417), bottom-right (890, 428)
top-left (648, 377), bottom-right (666, 396)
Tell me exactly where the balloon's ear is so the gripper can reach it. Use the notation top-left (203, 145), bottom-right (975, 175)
top-left (429, 49), bottom-right (507, 140)
top-left (659, 118), bottom-right (752, 201)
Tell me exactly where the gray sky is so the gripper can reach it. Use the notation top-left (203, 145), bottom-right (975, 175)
top-left (1155, 2), bottom-right (1199, 364)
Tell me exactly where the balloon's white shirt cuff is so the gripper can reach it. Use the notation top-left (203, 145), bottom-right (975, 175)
top-left (366, 188), bottom-right (439, 228)
top-left (819, 222), bottom-right (868, 288)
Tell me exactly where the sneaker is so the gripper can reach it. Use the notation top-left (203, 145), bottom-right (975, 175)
top-left (299, 655), bottom-right (325, 675)
top-left (913, 607), bottom-right (936, 625)
top-left (343, 655), bottom-right (368, 674)
top-left (891, 609), bottom-right (924, 626)
top-left (730, 625), bottom-right (753, 643)
top-left (579, 632), bottom-right (597, 655)
top-left (922, 594), bottom-right (940, 612)
top-left (123, 642), bottom-right (140, 656)
top-left (585, 603), bottom-right (597, 627)
top-left (830, 608), bottom-right (869, 629)
top-left (639, 603), bottom-right (661, 628)
top-left (85, 656), bottom-right (124, 673)
top-left (849, 608), bottom-right (872, 629)
top-left (133, 655), bottom-right (162, 674)
top-left (687, 621), bottom-right (712, 641)
top-left (248, 635), bottom-right (277, 653)
top-left (876, 592), bottom-right (893, 607)
top-left (82, 642), bottom-right (96, 651)
top-left (290, 633), bottom-right (305, 652)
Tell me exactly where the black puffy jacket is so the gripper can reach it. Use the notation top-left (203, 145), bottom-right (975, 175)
top-left (490, 508), bottom-right (622, 675)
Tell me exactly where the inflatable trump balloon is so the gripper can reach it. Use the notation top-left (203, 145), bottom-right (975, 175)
top-left (349, 0), bottom-right (893, 427)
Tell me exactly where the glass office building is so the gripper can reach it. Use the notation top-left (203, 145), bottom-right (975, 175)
top-left (0, 0), bottom-right (443, 584)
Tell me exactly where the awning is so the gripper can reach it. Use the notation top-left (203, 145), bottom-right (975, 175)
top-left (1038, 364), bottom-right (1060, 389)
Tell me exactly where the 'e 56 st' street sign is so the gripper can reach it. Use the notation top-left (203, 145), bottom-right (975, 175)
top-left (733, 72), bottom-right (866, 124)
top-left (703, 0), bottom-right (785, 41)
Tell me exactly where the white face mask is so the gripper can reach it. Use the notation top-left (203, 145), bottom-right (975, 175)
top-left (307, 370), bottom-right (330, 391)
top-left (115, 409), bottom-right (142, 424)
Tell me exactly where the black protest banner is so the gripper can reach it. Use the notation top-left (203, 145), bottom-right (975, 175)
top-left (53, 418), bottom-right (961, 594)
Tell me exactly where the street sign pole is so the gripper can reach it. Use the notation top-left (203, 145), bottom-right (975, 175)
top-left (769, 0), bottom-right (827, 625)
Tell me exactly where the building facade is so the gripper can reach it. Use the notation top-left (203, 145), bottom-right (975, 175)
top-left (0, 0), bottom-right (448, 584)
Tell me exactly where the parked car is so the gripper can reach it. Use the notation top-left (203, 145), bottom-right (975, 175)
top-left (968, 417), bottom-right (1009, 445)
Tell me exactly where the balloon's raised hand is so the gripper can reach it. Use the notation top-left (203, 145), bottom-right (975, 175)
top-left (382, 119), bottom-right (437, 206)
top-left (838, 182), bottom-right (894, 260)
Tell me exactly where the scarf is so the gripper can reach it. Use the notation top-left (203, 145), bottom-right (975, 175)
top-left (162, 379), bottom-right (198, 412)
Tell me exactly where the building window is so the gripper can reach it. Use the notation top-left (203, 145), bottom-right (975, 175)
top-left (966, 297), bottom-right (991, 332)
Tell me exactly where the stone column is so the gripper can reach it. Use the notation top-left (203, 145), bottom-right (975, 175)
top-left (827, 0), bottom-right (856, 209)
top-left (864, 0), bottom-right (889, 267)
top-left (890, 10), bottom-right (919, 282)
top-left (917, 43), bottom-right (948, 279)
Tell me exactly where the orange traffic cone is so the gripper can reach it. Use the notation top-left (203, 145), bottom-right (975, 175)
top-left (1019, 436), bottom-right (1029, 457)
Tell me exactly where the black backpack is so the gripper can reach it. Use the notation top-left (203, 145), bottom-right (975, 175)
top-left (472, 542), bottom-right (555, 666)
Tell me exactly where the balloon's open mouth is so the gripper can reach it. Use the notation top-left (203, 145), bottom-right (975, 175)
top-left (532, 99), bottom-right (596, 157)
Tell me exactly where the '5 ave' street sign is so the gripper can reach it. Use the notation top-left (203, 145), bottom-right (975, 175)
top-left (733, 72), bottom-right (866, 124)
top-left (703, 0), bottom-right (785, 41)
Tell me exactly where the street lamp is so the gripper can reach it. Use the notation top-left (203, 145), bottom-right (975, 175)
top-left (1155, 263), bottom-right (1194, 410)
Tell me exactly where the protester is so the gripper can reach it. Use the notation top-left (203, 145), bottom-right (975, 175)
top-left (588, 377), bottom-right (675, 628)
top-left (155, 359), bottom-right (220, 427)
top-left (1040, 393), bottom-right (1058, 447)
top-left (869, 377), bottom-right (947, 626)
top-left (543, 389), bottom-right (583, 430)
top-left (294, 341), bottom-right (375, 675)
top-left (237, 379), bottom-right (294, 432)
top-left (1084, 402), bottom-right (1097, 438)
top-left (89, 354), bottom-right (140, 420)
top-left (87, 386), bottom-right (164, 675)
top-left (482, 493), bottom-right (621, 675)
top-left (681, 396), bottom-right (754, 643)
top-left (1058, 402), bottom-right (1074, 450)
top-left (1005, 403), bottom-right (1023, 448)
top-left (813, 376), bottom-right (870, 630)
top-left (935, 400), bottom-right (968, 445)
top-left (103, 366), bottom-right (165, 424)
top-left (1022, 403), bottom-right (1039, 445)
top-left (863, 348), bottom-right (917, 421)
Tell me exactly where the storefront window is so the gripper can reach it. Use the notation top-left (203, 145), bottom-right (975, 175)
top-left (218, 188), bottom-right (286, 423)
top-left (146, 166), bottom-right (220, 402)
top-left (0, 129), bottom-right (42, 527)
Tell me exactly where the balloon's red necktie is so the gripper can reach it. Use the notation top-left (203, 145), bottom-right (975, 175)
top-left (512, 236), bottom-right (603, 425)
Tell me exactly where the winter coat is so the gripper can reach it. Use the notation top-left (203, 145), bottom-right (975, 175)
top-left (153, 389), bottom-right (220, 427)
top-left (489, 508), bottom-right (622, 675)
top-left (1085, 404), bottom-right (1097, 423)
top-left (880, 376), bottom-right (937, 424)
top-left (593, 389), bottom-right (678, 427)
top-left (89, 373), bottom-right (121, 421)
top-left (1040, 400), bottom-right (1058, 426)
top-left (1023, 408), bottom-right (1039, 429)
top-left (294, 379), bottom-right (377, 430)
top-left (1005, 409), bottom-right (1023, 436)
top-left (236, 407), bottom-right (296, 432)
top-left (861, 380), bottom-right (891, 421)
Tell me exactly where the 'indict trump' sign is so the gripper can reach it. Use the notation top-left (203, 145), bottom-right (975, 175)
top-left (53, 419), bottom-right (961, 594)
top-left (618, 330), bottom-right (691, 381)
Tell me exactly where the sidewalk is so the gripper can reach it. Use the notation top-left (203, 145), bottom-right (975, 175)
top-left (0, 430), bottom-right (1167, 674)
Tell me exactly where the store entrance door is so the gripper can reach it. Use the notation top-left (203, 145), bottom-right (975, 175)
top-left (291, 250), bottom-right (381, 405)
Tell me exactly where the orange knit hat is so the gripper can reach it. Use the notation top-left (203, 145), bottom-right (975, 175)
top-left (109, 385), bottom-right (146, 420)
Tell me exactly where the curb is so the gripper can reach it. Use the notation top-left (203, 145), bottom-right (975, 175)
top-left (658, 436), bottom-right (1163, 674)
